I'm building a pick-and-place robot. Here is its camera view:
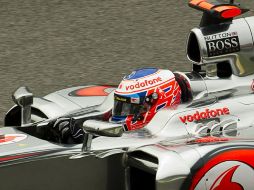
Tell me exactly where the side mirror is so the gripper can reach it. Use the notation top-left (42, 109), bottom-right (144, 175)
top-left (82, 120), bottom-right (123, 152)
top-left (12, 86), bottom-right (33, 126)
top-left (83, 120), bottom-right (124, 137)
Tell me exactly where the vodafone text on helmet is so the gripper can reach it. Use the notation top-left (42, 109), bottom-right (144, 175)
top-left (125, 77), bottom-right (162, 91)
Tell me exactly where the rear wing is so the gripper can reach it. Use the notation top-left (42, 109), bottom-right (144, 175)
top-left (188, 0), bottom-right (249, 26)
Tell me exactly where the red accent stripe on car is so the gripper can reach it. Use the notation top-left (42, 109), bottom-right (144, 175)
top-left (0, 152), bottom-right (42, 162)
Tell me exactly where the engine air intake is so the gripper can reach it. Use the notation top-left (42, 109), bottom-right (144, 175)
top-left (186, 16), bottom-right (254, 76)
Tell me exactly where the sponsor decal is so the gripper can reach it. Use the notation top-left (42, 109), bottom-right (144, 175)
top-left (115, 95), bottom-right (127, 102)
top-left (125, 77), bottom-right (162, 91)
top-left (204, 32), bottom-right (240, 57)
top-left (190, 149), bottom-right (254, 190)
top-left (189, 136), bottom-right (230, 144)
top-left (0, 134), bottom-right (27, 145)
top-left (69, 86), bottom-right (115, 96)
top-left (130, 97), bottom-right (140, 104)
top-left (209, 165), bottom-right (243, 190)
top-left (179, 107), bottom-right (230, 123)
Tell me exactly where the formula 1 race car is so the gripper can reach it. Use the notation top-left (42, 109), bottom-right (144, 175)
top-left (2, 1), bottom-right (254, 190)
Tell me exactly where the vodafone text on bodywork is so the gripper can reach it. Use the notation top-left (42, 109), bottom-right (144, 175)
top-left (179, 107), bottom-right (230, 123)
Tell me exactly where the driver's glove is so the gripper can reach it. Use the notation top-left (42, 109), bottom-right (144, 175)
top-left (53, 118), bottom-right (84, 144)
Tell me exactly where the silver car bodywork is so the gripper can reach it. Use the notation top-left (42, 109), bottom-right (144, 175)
top-left (2, 1), bottom-right (254, 190)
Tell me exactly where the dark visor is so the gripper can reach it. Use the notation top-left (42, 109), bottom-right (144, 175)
top-left (113, 95), bottom-right (148, 117)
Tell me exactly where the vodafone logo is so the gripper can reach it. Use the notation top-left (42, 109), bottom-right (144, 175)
top-left (0, 134), bottom-right (27, 145)
top-left (126, 77), bottom-right (162, 91)
top-left (179, 107), bottom-right (230, 123)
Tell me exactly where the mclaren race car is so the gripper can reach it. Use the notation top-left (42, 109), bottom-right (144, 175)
top-left (2, 1), bottom-right (254, 190)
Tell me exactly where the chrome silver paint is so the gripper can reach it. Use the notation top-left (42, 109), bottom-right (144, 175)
top-left (72, 57), bottom-right (254, 189)
top-left (6, 55), bottom-right (254, 190)
top-left (5, 55), bottom-right (254, 190)
top-left (187, 18), bottom-right (253, 69)
top-left (83, 120), bottom-right (123, 137)
top-left (5, 85), bottom-right (115, 125)
top-left (41, 85), bottom-right (110, 118)
top-left (4, 4), bottom-right (254, 190)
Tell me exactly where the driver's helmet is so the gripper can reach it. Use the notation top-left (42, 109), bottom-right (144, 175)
top-left (112, 68), bottom-right (182, 131)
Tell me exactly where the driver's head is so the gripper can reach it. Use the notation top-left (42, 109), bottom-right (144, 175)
top-left (112, 68), bottom-right (181, 131)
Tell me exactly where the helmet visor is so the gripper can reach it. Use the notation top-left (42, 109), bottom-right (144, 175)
top-left (113, 95), bottom-right (148, 117)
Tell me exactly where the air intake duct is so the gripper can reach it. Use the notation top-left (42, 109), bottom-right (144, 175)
top-left (186, 16), bottom-right (254, 76)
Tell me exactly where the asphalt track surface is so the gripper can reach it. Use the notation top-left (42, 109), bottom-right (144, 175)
top-left (0, 1), bottom-right (253, 124)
